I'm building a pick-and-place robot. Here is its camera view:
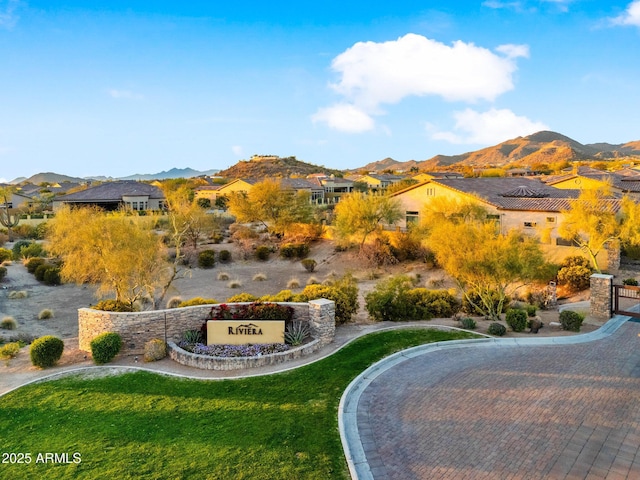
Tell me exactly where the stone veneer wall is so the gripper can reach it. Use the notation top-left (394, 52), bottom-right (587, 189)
top-left (590, 274), bottom-right (613, 319)
top-left (79, 300), bottom-right (335, 354)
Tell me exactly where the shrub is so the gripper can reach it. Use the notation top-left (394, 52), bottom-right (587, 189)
top-left (559, 310), bottom-right (585, 332)
top-left (226, 293), bottom-right (258, 303)
top-left (30, 335), bottom-right (64, 368)
top-left (11, 240), bottom-right (31, 260)
top-left (301, 258), bottom-right (317, 272)
top-left (365, 275), bottom-right (460, 322)
top-left (38, 309), bottom-right (54, 320)
top-left (390, 231), bottom-right (429, 262)
top-left (557, 256), bottom-right (592, 291)
top-left (8, 290), bottom-right (27, 299)
top-left (90, 332), bottom-right (122, 364)
top-left (1, 316), bottom-right (17, 330)
top-left (0, 247), bottom-right (12, 263)
top-left (0, 342), bottom-right (20, 359)
top-left (43, 266), bottom-right (61, 286)
top-left (487, 322), bottom-right (506, 336)
top-left (280, 243), bottom-right (309, 259)
top-left (217, 271), bottom-right (230, 281)
top-left (505, 309), bottom-right (528, 332)
top-left (623, 278), bottom-right (639, 286)
top-left (34, 263), bottom-right (48, 281)
top-left (144, 339), bottom-right (167, 362)
top-left (182, 329), bottom-right (203, 344)
top-left (359, 237), bottom-right (398, 267)
top-left (166, 296), bottom-right (183, 309)
top-left (287, 278), bottom-right (301, 289)
top-left (253, 272), bottom-right (268, 281)
top-left (25, 257), bottom-right (46, 274)
top-left (92, 300), bottom-right (135, 312)
top-left (228, 279), bottom-right (242, 289)
top-left (0, 266), bottom-right (6, 281)
top-left (218, 249), bottom-right (231, 263)
top-left (459, 317), bottom-right (477, 330)
top-left (300, 274), bottom-right (359, 325)
top-left (260, 290), bottom-right (297, 302)
top-left (306, 276), bottom-right (320, 285)
top-left (198, 249), bottom-right (216, 268)
top-left (254, 245), bottom-right (270, 261)
top-left (284, 322), bottom-right (310, 346)
top-left (20, 242), bottom-right (45, 259)
top-left (525, 304), bottom-right (537, 317)
top-left (177, 297), bottom-right (218, 307)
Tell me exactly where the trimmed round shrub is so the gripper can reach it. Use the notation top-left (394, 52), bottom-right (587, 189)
top-left (90, 332), bottom-right (122, 365)
top-left (301, 258), bottom-right (317, 272)
top-left (525, 304), bottom-right (537, 317)
top-left (144, 339), bottom-right (167, 362)
top-left (280, 243), bottom-right (310, 259)
top-left (487, 322), bottom-right (507, 336)
top-left (91, 300), bottom-right (135, 312)
top-left (177, 297), bottom-right (218, 307)
top-left (38, 309), bottom-right (54, 320)
top-left (30, 335), bottom-right (64, 368)
top-left (623, 278), bottom-right (639, 286)
top-left (25, 257), bottom-right (46, 274)
top-left (460, 317), bottom-right (477, 330)
top-left (0, 266), bottom-right (6, 281)
top-left (34, 263), bottom-right (49, 282)
top-left (1, 316), bottom-right (17, 330)
top-left (255, 245), bottom-right (271, 261)
top-left (19, 242), bottom-right (45, 259)
top-left (505, 309), bottom-right (528, 332)
top-left (557, 256), bottom-right (592, 291)
top-left (198, 249), bottom-right (216, 269)
top-left (300, 274), bottom-right (359, 325)
top-left (43, 266), bottom-right (61, 286)
top-left (218, 249), bottom-right (231, 263)
top-left (559, 310), bottom-right (585, 332)
top-left (0, 247), bottom-right (12, 263)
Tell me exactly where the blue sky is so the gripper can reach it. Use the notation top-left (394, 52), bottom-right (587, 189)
top-left (0, 1), bottom-right (639, 181)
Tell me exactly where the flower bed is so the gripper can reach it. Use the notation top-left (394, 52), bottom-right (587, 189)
top-left (168, 338), bottom-right (321, 370)
top-left (178, 342), bottom-right (290, 357)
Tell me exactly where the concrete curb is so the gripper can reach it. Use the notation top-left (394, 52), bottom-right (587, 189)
top-left (338, 315), bottom-right (630, 480)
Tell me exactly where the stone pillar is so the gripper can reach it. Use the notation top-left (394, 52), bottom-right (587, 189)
top-left (308, 299), bottom-right (336, 346)
top-left (590, 274), bottom-right (613, 319)
top-left (606, 240), bottom-right (621, 273)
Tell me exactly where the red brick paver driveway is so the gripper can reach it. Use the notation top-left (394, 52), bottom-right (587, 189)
top-left (357, 321), bottom-right (640, 479)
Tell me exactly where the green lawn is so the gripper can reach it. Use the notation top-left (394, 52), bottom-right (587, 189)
top-left (0, 328), bottom-right (478, 479)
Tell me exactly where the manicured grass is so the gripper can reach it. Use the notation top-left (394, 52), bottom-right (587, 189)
top-left (0, 328), bottom-right (478, 479)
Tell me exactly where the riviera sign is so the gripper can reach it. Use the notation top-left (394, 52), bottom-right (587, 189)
top-left (207, 320), bottom-right (285, 345)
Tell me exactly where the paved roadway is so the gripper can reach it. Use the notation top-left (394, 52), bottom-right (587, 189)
top-left (342, 317), bottom-right (640, 479)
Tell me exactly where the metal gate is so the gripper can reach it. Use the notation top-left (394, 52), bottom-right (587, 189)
top-left (613, 284), bottom-right (640, 319)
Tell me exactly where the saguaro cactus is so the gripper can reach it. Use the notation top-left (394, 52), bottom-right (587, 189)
top-left (0, 191), bottom-right (20, 241)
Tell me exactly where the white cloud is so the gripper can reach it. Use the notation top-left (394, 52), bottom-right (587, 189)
top-left (431, 108), bottom-right (549, 145)
top-left (482, 1), bottom-right (523, 10)
top-left (311, 103), bottom-right (375, 133)
top-left (612, 0), bottom-right (640, 27)
top-left (328, 33), bottom-right (527, 107)
top-left (312, 34), bottom-right (529, 133)
top-left (0, 0), bottom-right (20, 30)
top-left (108, 89), bottom-right (144, 100)
top-left (231, 145), bottom-right (243, 156)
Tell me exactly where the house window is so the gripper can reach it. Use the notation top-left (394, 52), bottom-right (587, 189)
top-left (524, 221), bottom-right (537, 228)
top-left (486, 214), bottom-right (500, 220)
top-left (425, 188), bottom-right (435, 196)
top-left (546, 216), bottom-right (556, 224)
top-left (406, 211), bottom-right (419, 225)
top-left (133, 202), bottom-right (138, 210)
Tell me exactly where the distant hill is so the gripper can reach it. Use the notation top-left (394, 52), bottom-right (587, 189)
top-left (120, 167), bottom-right (220, 181)
top-left (12, 172), bottom-right (85, 185)
top-left (217, 156), bottom-right (343, 178)
top-left (354, 131), bottom-right (640, 172)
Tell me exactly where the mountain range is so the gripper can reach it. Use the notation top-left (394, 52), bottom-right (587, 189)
top-left (357, 131), bottom-right (640, 173)
top-left (7, 131), bottom-right (640, 184)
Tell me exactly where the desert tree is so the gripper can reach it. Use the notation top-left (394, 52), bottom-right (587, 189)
top-left (47, 206), bottom-right (173, 308)
top-left (333, 192), bottom-right (403, 248)
top-left (558, 188), bottom-right (640, 272)
top-left (422, 198), bottom-right (547, 320)
top-left (227, 179), bottom-right (313, 235)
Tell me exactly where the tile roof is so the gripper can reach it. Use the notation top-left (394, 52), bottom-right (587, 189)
top-left (59, 181), bottom-right (164, 201)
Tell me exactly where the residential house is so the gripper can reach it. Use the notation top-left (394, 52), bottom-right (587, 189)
top-left (307, 174), bottom-right (355, 203)
top-left (52, 181), bottom-right (165, 212)
top-left (544, 166), bottom-right (640, 199)
top-left (194, 185), bottom-right (223, 203)
top-left (215, 177), bottom-right (325, 204)
top-left (353, 173), bottom-right (405, 190)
